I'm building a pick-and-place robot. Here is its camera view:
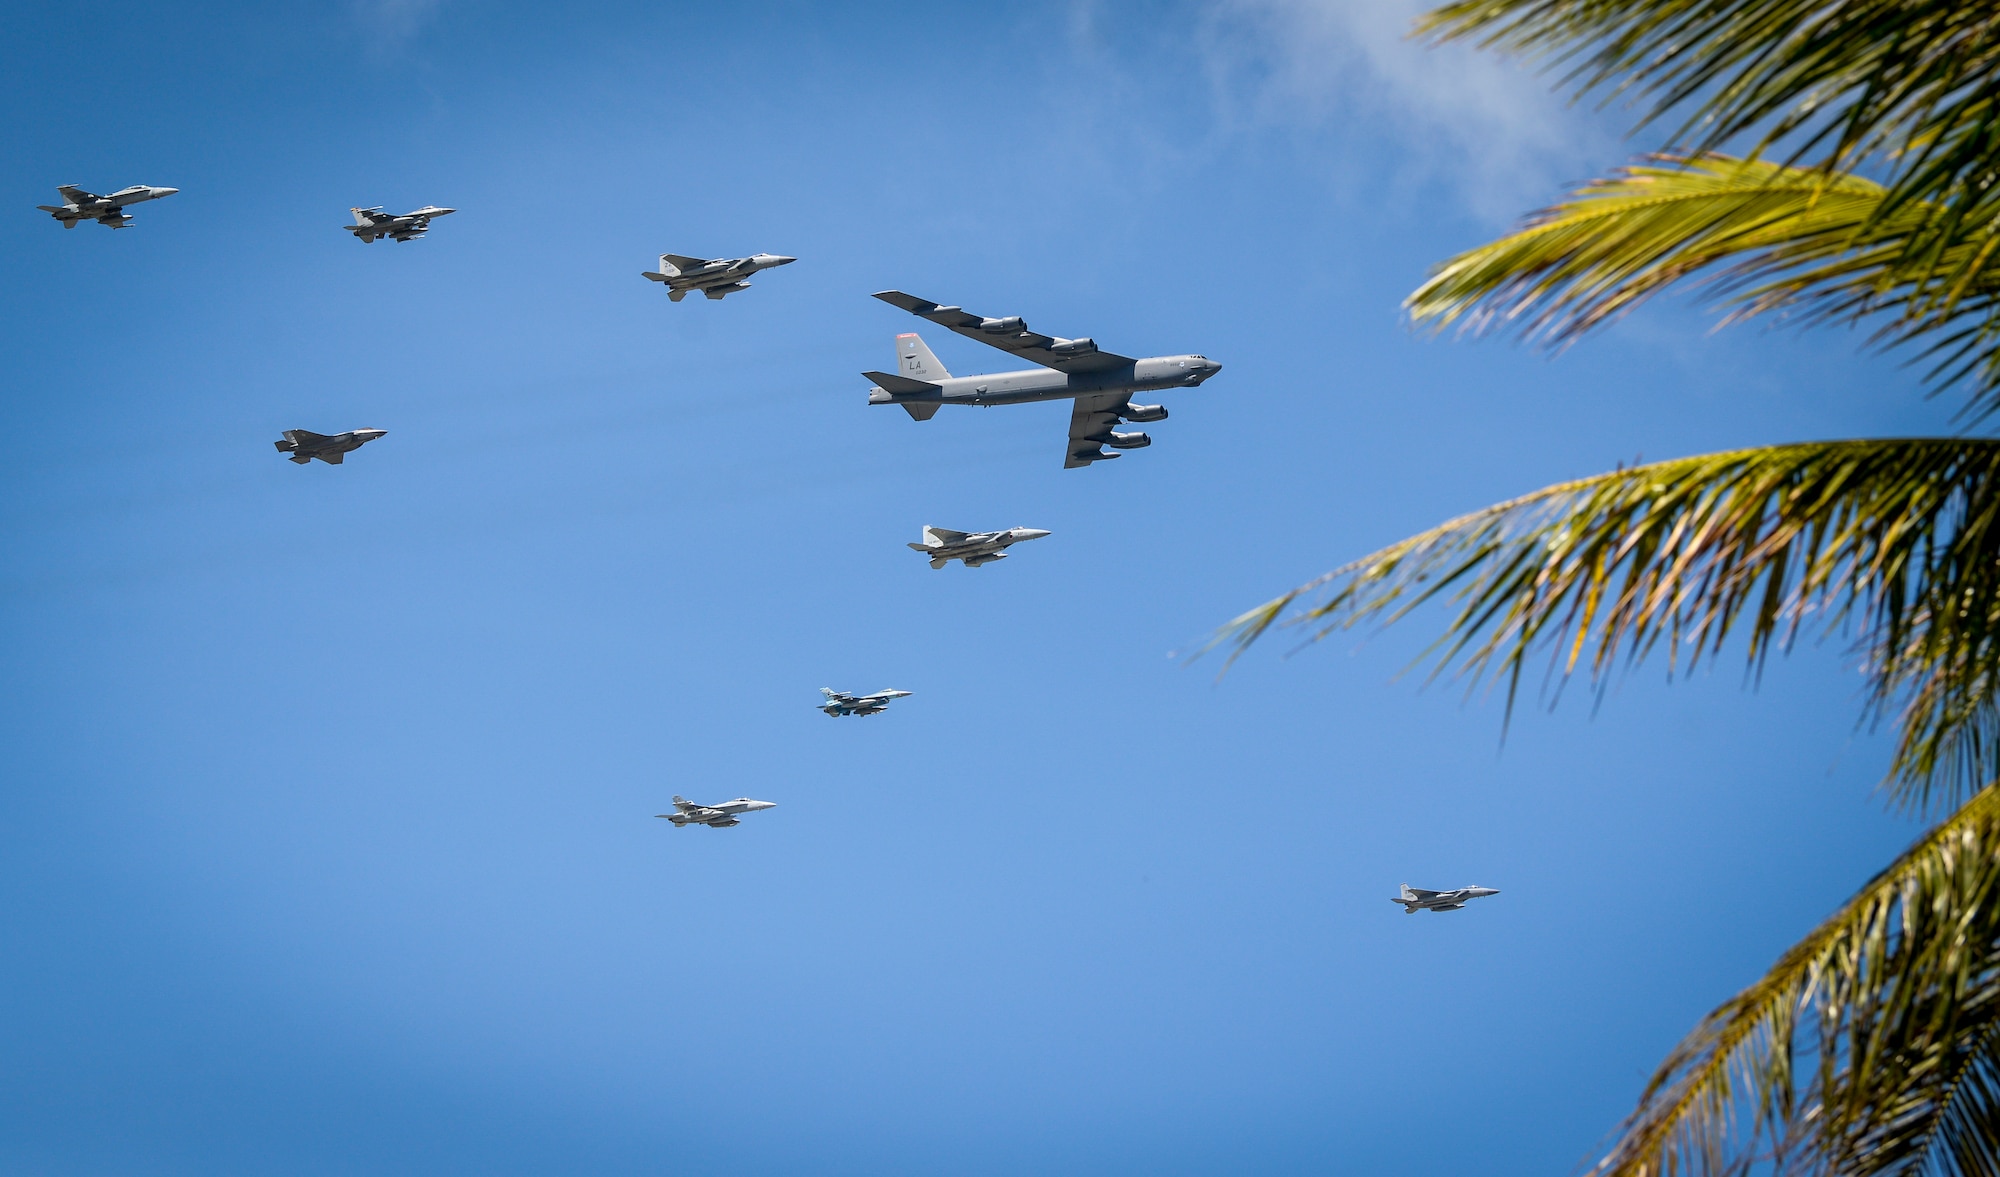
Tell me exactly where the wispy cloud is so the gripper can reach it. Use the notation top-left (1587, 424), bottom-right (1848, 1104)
top-left (1195, 0), bottom-right (1615, 221)
top-left (351, 0), bottom-right (449, 51)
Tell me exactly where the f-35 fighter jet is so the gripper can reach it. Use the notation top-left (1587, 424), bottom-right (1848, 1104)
top-left (656, 795), bottom-right (776, 828)
top-left (640, 252), bottom-right (795, 301)
top-left (345, 205), bottom-right (454, 243)
top-left (867, 291), bottom-right (1222, 468)
top-left (1393, 884), bottom-right (1501, 914)
top-left (275, 428), bottom-right (387, 465)
top-left (908, 525), bottom-right (1050, 569)
top-left (38, 184), bottom-right (178, 229)
top-left (819, 687), bottom-right (912, 717)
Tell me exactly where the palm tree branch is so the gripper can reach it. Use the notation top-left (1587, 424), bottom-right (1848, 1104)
top-left (1209, 439), bottom-right (2000, 810)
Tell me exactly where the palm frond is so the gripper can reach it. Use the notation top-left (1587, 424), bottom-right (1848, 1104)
top-left (1406, 154), bottom-right (2000, 405)
top-left (1415, 1), bottom-right (2000, 243)
top-left (1585, 780), bottom-right (2000, 1177)
top-left (1211, 439), bottom-right (2000, 811)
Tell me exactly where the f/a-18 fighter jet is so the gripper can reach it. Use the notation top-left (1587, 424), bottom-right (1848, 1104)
top-left (38, 184), bottom-right (178, 229)
top-left (1393, 884), bottom-right (1501, 914)
top-left (909, 524), bottom-right (1050, 569)
top-left (640, 252), bottom-right (795, 301)
top-left (345, 205), bottom-right (454, 243)
top-left (656, 796), bottom-right (776, 828)
top-left (867, 291), bottom-right (1222, 468)
top-left (274, 428), bottom-right (387, 465)
top-left (818, 687), bottom-right (912, 717)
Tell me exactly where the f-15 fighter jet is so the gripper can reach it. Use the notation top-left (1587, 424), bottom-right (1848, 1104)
top-left (908, 525), bottom-right (1050, 569)
top-left (38, 184), bottom-right (178, 229)
top-left (640, 252), bottom-right (795, 301)
top-left (1393, 884), bottom-right (1501, 914)
top-left (274, 428), bottom-right (387, 465)
top-left (867, 291), bottom-right (1222, 468)
top-left (345, 205), bottom-right (454, 243)
top-left (656, 795), bottom-right (776, 828)
top-left (819, 687), bottom-right (912, 717)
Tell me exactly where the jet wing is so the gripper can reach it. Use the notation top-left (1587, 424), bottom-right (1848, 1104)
top-left (661, 254), bottom-right (711, 272)
top-left (1064, 393), bottom-right (1133, 468)
top-left (55, 186), bottom-right (97, 204)
top-left (1405, 888), bottom-right (1441, 900)
top-left (320, 451), bottom-right (345, 464)
top-left (874, 291), bottom-right (1134, 374)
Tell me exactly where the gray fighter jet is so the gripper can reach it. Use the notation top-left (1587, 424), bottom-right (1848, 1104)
top-left (275, 428), bottom-right (387, 465)
top-left (640, 252), bottom-right (795, 301)
top-left (867, 291), bottom-right (1222, 468)
top-left (657, 795), bottom-right (776, 828)
top-left (819, 687), bottom-right (912, 717)
top-left (38, 184), bottom-right (178, 229)
top-left (345, 205), bottom-right (454, 243)
top-left (1394, 884), bottom-right (1501, 914)
top-left (908, 525), bottom-right (1050, 569)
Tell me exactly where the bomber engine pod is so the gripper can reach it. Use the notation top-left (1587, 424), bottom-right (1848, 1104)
top-left (1121, 403), bottom-right (1168, 423)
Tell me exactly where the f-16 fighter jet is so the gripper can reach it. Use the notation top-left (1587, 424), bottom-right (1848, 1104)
top-left (656, 795), bottom-right (776, 828)
top-left (640, 252), bottom-right (796, 301)
top-left (345, 205), bottom-right (454, 243)
top-left (867, 291), bottom-right (1222, 468)
top-left (38, 184), bottom-right (178, 229)
top-left (818, 687), bottom-right (913, 717)
top-left (908, 525), bottom-right (1050, 569)
top-left (1393, 884), bottom-right (1501, 914)
top-left (274, 428), bottom-right (387, 465)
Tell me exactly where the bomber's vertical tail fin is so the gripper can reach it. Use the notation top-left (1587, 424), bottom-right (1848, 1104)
top-left (897, 333), bottom-right (950, 382)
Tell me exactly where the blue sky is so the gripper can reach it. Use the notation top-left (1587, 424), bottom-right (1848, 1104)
top-left (0, 3), bottom-right (1966, 1174)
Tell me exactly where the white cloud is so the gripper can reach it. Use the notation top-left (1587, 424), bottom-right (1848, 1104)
top-left (1196, 0), bottom-right (1615, 220)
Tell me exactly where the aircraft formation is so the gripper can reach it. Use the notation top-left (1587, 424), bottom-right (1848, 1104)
top-left (41, 184), bottom-right (1499, 909)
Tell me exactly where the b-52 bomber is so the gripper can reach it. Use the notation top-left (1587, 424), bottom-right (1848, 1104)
top-left (909, 525), bottom-right (1050, 569)
top-left (345, 205), bottom-right (454, 243)
top-left (867, 291), bottom-right (1222, 468)
top-left (38, 184), bottom-right (178, 229)
top-left (819, 687), bottom-right (912, 717)
top-left (1393, 884), bottom-right (1501, 914)
top-left (641, 252), bottom-right (796, 301)
top-left (657, 796), bottom-right (776, 828)
top-left (275, 428), bottom-right (387, 465)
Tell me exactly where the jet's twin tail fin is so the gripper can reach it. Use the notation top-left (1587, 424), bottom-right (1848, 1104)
top-left (659, 254), bottom-right (707, 275)
top-left (897, 333), bottom-right (950, 382)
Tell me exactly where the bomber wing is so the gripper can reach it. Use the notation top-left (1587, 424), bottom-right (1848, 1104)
top-left (1065, 393), bottom-right (1134, 468)
top-left (874, 291), bottom-right (1134, 374)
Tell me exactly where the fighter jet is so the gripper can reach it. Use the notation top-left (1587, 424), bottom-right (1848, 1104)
top-left (867, 291), bottom-right (1222, 468)
top-left (274, 428), bottom-right (387, 465)
top-left (656, 795), bottom-right (776, 828)
top-left (908, 525), bottom-right (1050, 569)
top-left (641, 252), bottom-right (795, 301)
top-left (818, 687), bottom-right (912, 717)
top-left (38, 184), bottom-right (178, 229)
top-left (345, 205), bottom-right (454, 243)
top-left (1393, 884), bottom-right (1501, 914)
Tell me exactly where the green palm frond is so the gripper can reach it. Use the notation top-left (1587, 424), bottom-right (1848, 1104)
top-left (1212, 439), bottom-right (2000, 810)
top-left (1406, 155), bottom-right (2000, 401)
top-left (1584, 780), bottom-right (2000, 1177)
top-left (1416, 1), bottom-right (2000, 300)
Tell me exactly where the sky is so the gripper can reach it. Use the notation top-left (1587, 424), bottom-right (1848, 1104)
top-left (0, 3), bottom-right (1969, 1174)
